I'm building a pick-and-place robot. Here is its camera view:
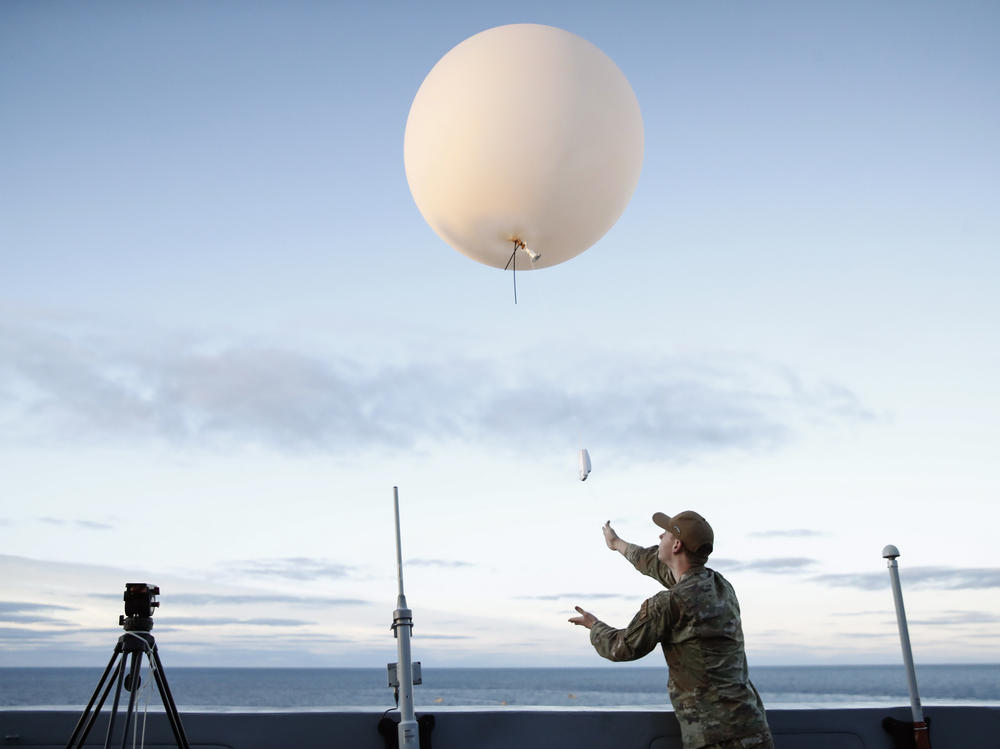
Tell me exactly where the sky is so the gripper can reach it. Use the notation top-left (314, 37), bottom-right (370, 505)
top-left (1, 0), bottom-right (998, 675)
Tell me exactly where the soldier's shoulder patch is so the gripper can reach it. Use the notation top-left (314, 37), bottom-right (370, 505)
top-left (639, 592), bottom-right (667, 623)
top-left (638, 598), bottom-right (651, 622)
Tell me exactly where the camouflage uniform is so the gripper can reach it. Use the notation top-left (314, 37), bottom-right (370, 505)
top-left (588, 543), bottom-right (772, 749)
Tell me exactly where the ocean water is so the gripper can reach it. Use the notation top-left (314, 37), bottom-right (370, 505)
top-left (1, 665), bottom-right (998, 711)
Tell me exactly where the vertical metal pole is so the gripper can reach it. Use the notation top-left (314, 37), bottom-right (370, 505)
top-left (883, 544), bottom-right (931, 748)
top-left (393, 486), bottom-right (419, 748)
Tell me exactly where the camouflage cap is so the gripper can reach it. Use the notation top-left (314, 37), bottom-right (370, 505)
top-left (653, 510), bottom-right (714, 555)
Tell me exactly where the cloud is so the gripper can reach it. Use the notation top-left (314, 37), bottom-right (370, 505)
top-left (823, 610), bottom-right (1000, 631)
top-left (742, 557), bottom-right (818, 573)
top-left (0, 627), bottom-right (76, 641)
top-left (164, 617), bottom-right (315, 627)
top-left (37, 517), bottom-right (114, 530)
top-left (713, 557), bottom-right (819, 574)
top-left (159, 632), bottom-right (354, 649)
top-left (0, 601), bottom-right (77, 625)
top-left (0, 614), bottom-right (76, 625)
top-left (95, 592), bottom-right (369, 607)
top-left (406, 559), bottom-right (475, 568)
top-left (0, 601), bottom-right (76, 614)
top-left (748, 529), bottom-right (829, 538)
top-left (76, 519), bottom-right (114, 530)
top-left (810, 566), bottom-right (1000, 591)
top-left (906, 611), bottom-right (1000, 626)
top-left (708, 558), bottom-right (741, 568)
top-left (0, 321), bottom-right (874, 460)
top-left (516, 593), bottom-right (630, 601)
top-left (225, 558), bottom-right (353, 581)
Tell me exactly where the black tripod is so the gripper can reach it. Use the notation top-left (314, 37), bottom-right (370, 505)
top-left (67, 584), bottom-right (190, 749)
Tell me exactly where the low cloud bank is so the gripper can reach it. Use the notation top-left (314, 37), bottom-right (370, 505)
top-left (713, 557), bottom-right (819, 574)
top-left (0, 320), bottom-right (874, 461)
top-left (811, 566), bottom-right (1000, 591)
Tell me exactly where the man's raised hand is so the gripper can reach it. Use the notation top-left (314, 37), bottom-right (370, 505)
top-left (568, 605), bottom-right (597, 630)
top-left (603, 520), bottom-right (621, 551)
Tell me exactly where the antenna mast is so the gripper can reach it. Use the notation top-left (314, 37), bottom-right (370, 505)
top-left (391, 486), bottom-right (420, 748)
top-left (883, 544), bottom-right (931, 749)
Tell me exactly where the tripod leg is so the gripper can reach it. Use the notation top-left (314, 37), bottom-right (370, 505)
top-left (103, 648), bottom-right (130, 749)
top-left (118, 649), bottom-right (143, 749)
top-left (150, 647), bottom-right (191, 749)
top-left (77, 658), bottom-right (123, 747)
top-left (66, 646), bottom-right (121, 749)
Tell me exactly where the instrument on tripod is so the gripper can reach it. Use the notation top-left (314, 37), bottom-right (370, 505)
top-left (67, 583), bottom-right (190, 749)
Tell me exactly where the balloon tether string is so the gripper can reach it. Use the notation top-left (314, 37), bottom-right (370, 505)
top-left (504, 239), bottom-right (525, 305)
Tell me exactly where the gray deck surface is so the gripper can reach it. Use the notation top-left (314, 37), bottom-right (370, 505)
top-left (3, 706), bottom-right (999, 748)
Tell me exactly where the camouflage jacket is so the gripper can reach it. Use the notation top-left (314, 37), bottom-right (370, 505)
top-left (589, 543), bottom-right (770, 749)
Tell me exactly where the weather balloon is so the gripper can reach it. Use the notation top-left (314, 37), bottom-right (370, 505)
top-left (404, 24), bottom-right (643, 270)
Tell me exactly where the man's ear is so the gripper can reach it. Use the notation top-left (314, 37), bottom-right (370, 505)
top-left (672, 537), bottom-right (684, 554)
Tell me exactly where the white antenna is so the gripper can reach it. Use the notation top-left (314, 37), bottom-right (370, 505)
top-left (390, 486), bottom-right (420, 748)
top-left (883, 545), bottom-right (931, 749)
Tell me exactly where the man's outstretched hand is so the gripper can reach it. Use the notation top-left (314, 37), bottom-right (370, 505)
top-left (603, 520), bottom-right (622, 551)
top-left (568, 605), bottom-right (597, 630)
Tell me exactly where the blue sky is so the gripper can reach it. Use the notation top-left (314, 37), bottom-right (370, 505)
top-left (1, 0), bottom-right (998, 671)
